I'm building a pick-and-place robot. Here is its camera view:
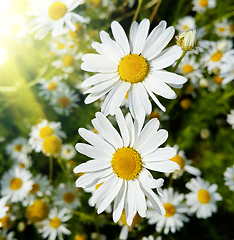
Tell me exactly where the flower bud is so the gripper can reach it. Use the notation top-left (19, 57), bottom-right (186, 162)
top-left (176, 30), bottom-right (199, 51)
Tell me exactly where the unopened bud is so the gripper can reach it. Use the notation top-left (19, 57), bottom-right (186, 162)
top-left (176, 30), bottom-right (199, 51)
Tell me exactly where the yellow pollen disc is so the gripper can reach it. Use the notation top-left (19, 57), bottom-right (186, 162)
top-left (186, 85), bottom-right (194, 93)
top-left (10, 177), bottom-right (22, 190)
top-left (198, 189), bottom-right (211, 204)
top-left (63, 55), bottom-right (75, 67)
top-left (120, 209), bottom-right (140, 227)
top-left (57, 43), bottom-right (65, 49)
top-left (163, 203), bottom-right (176, 217)
top-left (48, 2), bottom-right (67, 20)
top-left (30, 183), bottom-right (40, 194)
top-left (50, 217), bottom-right (61, 228)
top-left (59, 97), bottom-right (70, 107)
top-left (47, 82), bottom-right (58, 91)
top-left (213, 75), bottom-right (223, 84)
top-left (66, 150), bottom-right (70, 154)
top-left (170, 154), bottom-right (185, 169)
top-left (43, 136), bottom-right (62, 154)
top-left (182, 64), bottom-right (194, 74)
top-left (111, 147), bottom-right (142, 180)
top-left (39, 126), bottom-right (54, 139)
top-left (218, 27), bottom-right (225, 32)
top-left (19, 163), bottom-right (25, 168)
top-left (0, 215), bottom-right (9, 228)
top-left (26, 200), bottom-right (49, 223)
top-left (63, 192), bottom-right (75, 203)
top-left (10, 24), bottom-right (21, 34)
top-left (180, 98), bottom-right (191, 109)
top-left (211, 51), bottom-right (223, 62)
top-left (199, 0), bottom-right (208, 7)
top-left (183, 25), bottom-right (189, 30)
top-left (149, 111), bottom-right (160, 120)
top-left (14, 144), bottom-right (22, 152)
top-left (118, 54), bottom-right (149, 84)
top-left (75, 235), bottom-right (87, 240)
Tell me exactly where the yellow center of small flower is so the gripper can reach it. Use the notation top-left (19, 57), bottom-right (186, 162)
top-left (57, 43), bottom-right (65, 49)
top-left (0, 215), bottom-right (9, 228)
top-left (111, 147), bottom-right (142, 180)
top-left (47, 82), bottom-right (58, 91)
top-left (63, 192), bottom-right (75, 203)
top-left (180, 98), bottom-right (191, 109)
top-left (75, 234), bottom-right (87, 240)
top-left (163, 203), bottom-right (176, 217)
top-left (63, 55), bottom-right (75, 67)
top-left (43, 136), bottom-right (62, 154)
top-left (29, 183), bottom-right (40, 194)
top-left (50, 217), bottom-right (61, 228)
top-left (14, 144), bottom-right (22, 152)
top-left (26, 200), bottom-right (49, 223)
top-left (182, 64), bottom-right (194, 74)
top-left (120, 209), bottom-right (141, 227)
top-left (19, 163), bottom-right (25, 168)
top-left (199, 0), bottom-right (208, 7)
top-left (10, 24), bottom-right (21, 34)
top-left (59, 97), bottom-right (70, 107)
top-left (218, 27), bottom-right (225, 32)
top-left (91, 0), bottom-right (101, 7)
top-left (118, 54), bottom-right (149, 84)
top-left (149, 111), bottom-right (160, 120)
top-left (211, 51), bottom-right (223, 62)
top-left (39, 126), bottom-right (54, 139)
top-left (198, 189), bottom-right (211, 204)
top-left (170, 154), bottom-right (185, 169)
top-left (214, 75), bottom-right (223, 84)
top-left (183, 25), bottom-right (189, 30)
top-left (48, 2), bottom-right (67, 20)
top-left (66, 149), bottom-right (70, 154)
top-left (10, 177), bottom-right (22, 190)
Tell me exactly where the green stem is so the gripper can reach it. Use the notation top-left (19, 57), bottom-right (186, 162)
top-left (49, 155), bottom-right (53, 180)
top-left (149, 0), bottom-right (162, 23)
top-left (167, 174), bottom-right (174, 188)
top-left (57, 157), bottom-right (72, 183)
top-left (132, 0), bottom-right (143, 23)
top-left (173, 50), bottom-right (187, 72)
top-left (94, 212), bottom-right (101, 240)
top-left (73, 210), bottom-right (95, 222)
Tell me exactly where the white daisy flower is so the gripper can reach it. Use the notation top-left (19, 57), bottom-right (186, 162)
top-left (48, 38), bottom-right (77, 56)
top-left (175, 16), bottom-right (196, 32)
top-left (224, 165), bottom-right (234, 191)
top-left (73, 108), bottom-right (180, 226)
top-left (12, 155), bottom-right (32, 170)
top-left (81, 19), bottom-right (187, 118)
top-left (185, 177), bottom-right (222, 219)
top-left (147, 187), bottom-right (189, 235)
top-left (0, 167), bottom-right (33, 203)
top-left (226, 110), bottom-right (234, 129)
top-left (214, 19), bottom-right (230, 37)
top-left (128, 0), bottom-right (135, 7)
top-left (0, 230), bottom-right (16, 240)
top-left (50, 87), bottom-right (79, 116)
top-left (0, 197), bottom-right (9, 220)
top-left (39, 76), bottom-right (66, 100)
top-left (29, 0), bottom-right (89, 39)
top-left (168, 145), bottom-right (201, 179)
top-left (53, 183), bottom-right (80, 209)
top-left (220, 60), bottom-right (234, 85)
top-left (6, 137), bottom-right (32, 161)
top-left (192, 0), bottom-right (216, 13)
top-left (0, 136), bottom-right (5, 142)
top-left (39, 208), bottom-right (72, 240)
top-left (60, 144), bottom-right (76, 160)
top-left (29, 119), bottom-right (66, 153)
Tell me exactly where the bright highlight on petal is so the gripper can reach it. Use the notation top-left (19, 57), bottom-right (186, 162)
top-left (48, 2), bottom-right (67, 20)
top-left (198, 189), bottom-right (210, 204)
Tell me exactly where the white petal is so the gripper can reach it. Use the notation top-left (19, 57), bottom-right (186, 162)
top-left (129, 21), bottom-right (139, 52)
top-left (125, 113), bottom-right (135, 147)
top-left (143, 147), bottom-right (176, 162)
top-left (136, 83), bottom-right (152, 115)
top-left (73, 160), bottom-right (110, 173)
top-left (144, 160), bottom-right (180, 173)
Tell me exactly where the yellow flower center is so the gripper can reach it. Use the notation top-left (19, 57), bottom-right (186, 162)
top-left (91, 0), bottom-right (101, 7)
top-left (14, 144), bottom-right (22, 152)
top-left (26, 200), bottom-right (49, 223)
top-left (57, 43), bottom-right (65, 49)
top-left (120, 209), bottom-right (140, 227)
top-left (182, 64), bottom-right (194, 74)
top-left (59, 97), bottom-right (70, 107)
top-left (43, 136), bottom-right (62, 154)
top-left (213, 75), bottom-right (223, 84)
top-left (50, 217), bottom-right (61, 228)
top-left (180, 98), bottom-right (191, 109)
top-left (66, 149), bottom-right (70, 154)
top-left (170, 154), bottom-right (185, 169)
top-left (29, 183), bottom-right (40, 194)
top-left (186, 85), bottom-right (194, 93)
top-left (48, 2), bottom-right (67, 20)
top-left (198, 189), bottom-right (211, 204)
top-left (0, 215), bottom-right (9, 228)
top-left (118, 54), bottom-right (149, 84)
top-left (149, 111), bottom-right (160, 120)
top-left (211, 51), bottom-right (223, 62)
top-left (183, 25), bottom-right (189, 30)
top-left (10, 177), bottom-right (22, 190)
top-left (75, 234), bottom-right (87, 240)
top-left (163, 203), bottom-right (176, 217)
top-left (19, 163), bottom-right (25, 168)
top-left (40, 126), bottom-right (54, 139)
top-left (199, 0), bottom-right (208, 7)
top-left (63, 192), bottom-right (75, 203)
top-left (63, 55), bottom-right (75, 67)
top-left (111, 147), bottom-right (142, 180)
top-left (10, 24), bottom-right (21, 34)
top-left (218, 27), bottom-right (225, 32)
top-left (47, 82), bottom-right (58, 91)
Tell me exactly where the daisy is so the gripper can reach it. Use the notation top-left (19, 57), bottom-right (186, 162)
top-left (48, 38), bottom-right (76, 56)
top-left (28, 119), bottom-right (66, 153)
top-left (220, 60), bottom-right (234, 85)
top-left (6, 137), bottom-right (32, 161)
top-left (53, 183), bottom-right (80, 209)
top-left (81, 19), bottom-right (187, 118)
top-left (224, 165), bottom-right (234, 191)
top-left (214, 19), bottom-right (230, 37)
top-left (12, 155), bottom-right (32, 169)
top-left (175, 16), bottom-right (196, 33)
top-left (192, 0), bottom-right (216, 13)
top-left (39, 208), bottom-right (72, 240)
top-left (0, 197), bottom-right (9, 220)
top-left (60, 144), bottom-right (76, 160)
top-left (185, 177), bottom-right (222, 219)
top-left (226, 110), bottom-right (234, 128)
top-left (147, 187), bottom-right (189, 234)
top-left (29, 0), bottom-right (89, 39)
top-left (50, 87), bottom-right (79, 116)
top-left (168, 145), bottom-right (201, 179)
top-left (0, 230), bottom-right (17, 240)
top-left (0, 167), bottom-right (33, 203)
top-left (73, 108), bottom-right (180, 226)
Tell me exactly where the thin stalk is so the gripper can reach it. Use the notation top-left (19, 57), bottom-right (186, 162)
top-left (57, 157), bottom-right (72, 183)
top-left (132, 0), bottom-right (143, 23)
top-left (49, 155), bottom-right (53, 180)
top-left (173, 50), bottom-right (187, 72)
top-left (167, 174), bottom-right (174, 188)
top-left (73, 210), bottom-right (95, 222)
top-left (149, 0), bottom-right (162, 23)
